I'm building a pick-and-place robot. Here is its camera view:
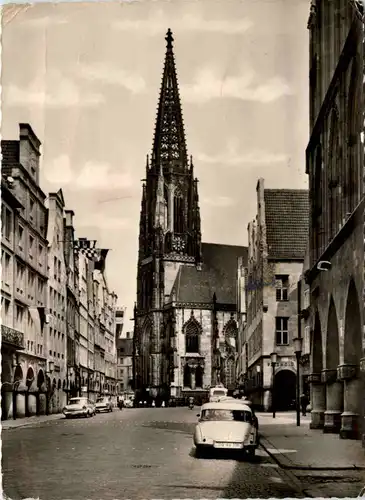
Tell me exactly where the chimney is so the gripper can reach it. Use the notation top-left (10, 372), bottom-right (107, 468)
top-left (65, 210), bottom-right (75, 227)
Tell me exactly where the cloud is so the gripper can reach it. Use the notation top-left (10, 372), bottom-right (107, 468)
top-left (5, 79), bottom-right (104, 109)
top-left (113, 10), bottom-right (252, 35)
top-left (180, 68), bottom-right (293, 103)
top-left (45, 155), bottom-right (134, 191)
top-left (19, 15), bottom-right (68, 27)
top-left (197, 149), bottom-right (288, 167)
top-left (202, 196), bottom-right (236, 208)
top-left (2, 5), bottom-right (32, 26)
top-left (76, 213), bottom-right (131, 230)
top-left (77, 63), bottom-right (146, 93)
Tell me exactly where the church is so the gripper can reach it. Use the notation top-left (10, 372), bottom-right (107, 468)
top-left (133, 29), bottom-right (248, 404)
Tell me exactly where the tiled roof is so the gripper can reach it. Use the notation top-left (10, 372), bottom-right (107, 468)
top-left (173, 243), bottom-right (248, 305)
top-left (264, 189), bottom-right (309, 260)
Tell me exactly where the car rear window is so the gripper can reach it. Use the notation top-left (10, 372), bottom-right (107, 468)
top-left (201, 409), bottom-right (252, 422)
top-left (212, 390), bottom-right (226, 396)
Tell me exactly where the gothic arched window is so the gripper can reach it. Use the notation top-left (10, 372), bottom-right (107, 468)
top-left (173, 189), bottom-right (184, 233)
top-left (328, 107), bottom-right (340, 238)
top-left (313, 144), bottom-right (323, 261)
top-left (185, 320), bottom-right (200, 353)
top-left (224, 319), bottom-right (238, 351)
top-left (347, 55), bottom-right (361, 211)
top-left (183, 364), bottom-right (191, 388)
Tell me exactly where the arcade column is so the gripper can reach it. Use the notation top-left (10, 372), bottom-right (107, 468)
top-left (338, 364), bottom-right (361, 439)
top-left (308, 372), bottom-right (325, 429)
top-left (321, 369), bottom-right (343, 434)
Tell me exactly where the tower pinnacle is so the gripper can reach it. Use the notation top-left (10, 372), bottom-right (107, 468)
top-left (165, 28), bottom-right (174, 49)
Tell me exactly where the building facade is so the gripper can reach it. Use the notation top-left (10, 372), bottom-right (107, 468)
top-left (306, 1), bottom-right (365, 440)
top-left (1, 174), bottom-right (26, 419)
top-left (241, 179), bottom-right (309, 411)
top-left (74, 238), bottom-right (118, 400)
top-left (117, 333), bottom-right (133, 393)
top-left (1, 124), bottom-right (49, 419)
top-left (298, 244), bottom-right (311, 396)
top-left (64, 209), bottom-right (80, 398)
top-left (134, 30), bottom-right (247, 404)
top-left (45, 189), bottom-right (68, 413)
top-left (236, 257), bottom-right (248, 389)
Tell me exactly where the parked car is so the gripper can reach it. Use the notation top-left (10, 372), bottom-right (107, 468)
top-left (193, 401), bottom-right (259, 458)
top-left (209, 386), bottom-right (228, 402)
top-left (63, 397), bottom-right (96, 419)
top-left (124, 398), bottom-right (133, 408)
top-left (95, 396), bottom-right (113, 413)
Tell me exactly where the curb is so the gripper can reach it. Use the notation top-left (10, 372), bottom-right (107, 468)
top-left (259, 434), bottom-right (365, 471)
top-left (2, 415), bottom-right (64, 430)
top-left (258, 439), bottom-right (314, 498)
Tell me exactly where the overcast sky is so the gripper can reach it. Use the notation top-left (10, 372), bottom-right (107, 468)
top-left (2, 0), bottom-right (309, 331)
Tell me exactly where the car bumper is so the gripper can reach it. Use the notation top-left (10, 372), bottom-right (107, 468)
top-left (63, 410), bottom-right (88, 417)
top-left (95, 407), bottom-right (109, 412)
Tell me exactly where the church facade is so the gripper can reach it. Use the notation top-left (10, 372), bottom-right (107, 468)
top-left (133, 30), bottom-right (247, 403)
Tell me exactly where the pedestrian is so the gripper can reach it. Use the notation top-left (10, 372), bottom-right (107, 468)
top-left (152, 399), bottom-right (155, 408)
top-left (300, 393), bottom-right (308, 416)
top-left (161, 400), bottom-right (165, 407)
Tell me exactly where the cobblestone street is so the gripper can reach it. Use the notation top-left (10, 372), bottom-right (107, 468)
top-left (2, 407), bottom-right (304, 500)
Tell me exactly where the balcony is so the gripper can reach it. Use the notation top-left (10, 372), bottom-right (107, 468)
top-left (1, 325), bottom-right (25, 350)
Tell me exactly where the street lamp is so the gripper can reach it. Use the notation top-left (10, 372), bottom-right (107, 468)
top-left (270, 352), bottom-right (277, 418)
top-left (293, 337), bottom-right (303, 427)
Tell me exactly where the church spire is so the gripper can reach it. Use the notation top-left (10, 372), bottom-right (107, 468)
top-left (151, 29), bottom-right (188, 172)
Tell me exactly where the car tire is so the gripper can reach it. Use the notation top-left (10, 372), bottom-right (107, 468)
top-left (246, 447), bottom-right (255, 459)
top-left (195, 445), bottom-right (205, 458)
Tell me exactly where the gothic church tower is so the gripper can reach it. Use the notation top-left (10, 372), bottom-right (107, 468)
top-left (135, 30), bottom-right (202, 396)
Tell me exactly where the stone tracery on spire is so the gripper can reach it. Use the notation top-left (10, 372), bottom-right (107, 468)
top-left (151, 29), bottom-right (188, 170)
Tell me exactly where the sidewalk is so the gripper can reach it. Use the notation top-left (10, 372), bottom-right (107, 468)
top-left (258, 411), bottom-right (365, 470)
top-left (2, 413), bottom-right (64, 430)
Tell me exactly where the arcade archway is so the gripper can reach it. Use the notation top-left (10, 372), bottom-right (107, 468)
top-left (274, 370), bottom-right (296, 411)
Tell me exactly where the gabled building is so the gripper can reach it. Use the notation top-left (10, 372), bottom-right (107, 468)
top-left (134, 30), bottom-right (247, 404)
top-left (306, 0), bottom-right (364, 441)
top-left (45, 189), bottom-right (67, 413)
top-left (63, 209), bottom-right (80, 398)
top-left (241, 179), bottom-right (309, 411)
top-left (1, 174), bottom-right (26, 420)
top-left (1, 124), bottom-right (49, 419)
top-left (117, 333), bottom-right (133, 394)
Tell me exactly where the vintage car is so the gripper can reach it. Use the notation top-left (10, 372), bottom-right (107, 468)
top-left (218, 397), bottom-right (259, 429)
top-left (63, 397), bottom-right (96, 418)
top-left (95, 396), bottom-right (113, 413)
top-left (209, 385), bottom-right (228, 403)
top-left (193, 401), bottom-right (259, 457)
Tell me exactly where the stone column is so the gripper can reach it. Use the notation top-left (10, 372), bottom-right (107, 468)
top-left (309, 373), bottom-right (326, 429)
top-left (322, 369), bottom-right (343, 434)
top-left (338, 364), bottom-right (361, 439)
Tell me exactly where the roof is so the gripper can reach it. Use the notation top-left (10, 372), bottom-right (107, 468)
top-left (264, 189), bottom-right (309, 260)
top-left (173, 243), bottom-right (247, 305)
top-left (201, 401), bottom-right (252, 412)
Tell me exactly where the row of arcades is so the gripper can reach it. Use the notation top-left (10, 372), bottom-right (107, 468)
top-left (309, 278), bottom-right (364, 440)
top-left (1, 359), bottom-right (118, 420)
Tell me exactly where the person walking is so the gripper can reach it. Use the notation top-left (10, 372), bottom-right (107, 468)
top-left (300, 392), bottom-right (308, 416)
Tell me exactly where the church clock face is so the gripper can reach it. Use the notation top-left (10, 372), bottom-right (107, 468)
top-left (172, 235), bottom-right (185, 253)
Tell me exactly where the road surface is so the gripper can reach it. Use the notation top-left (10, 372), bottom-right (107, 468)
top-left (2, 407), bottom-right (304, 499)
